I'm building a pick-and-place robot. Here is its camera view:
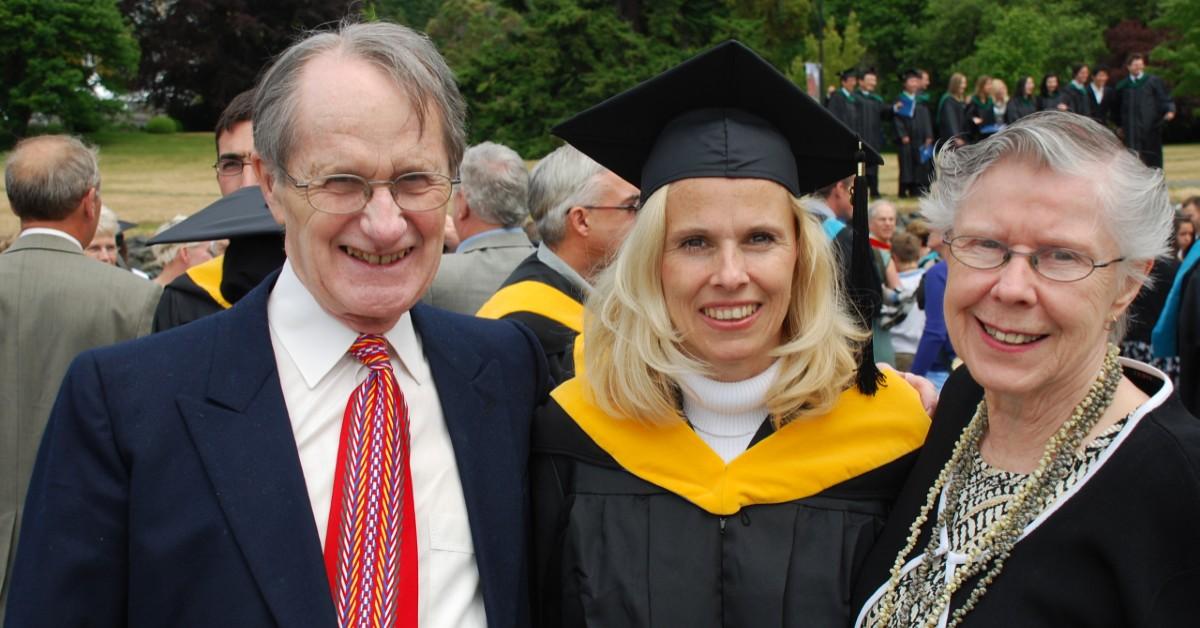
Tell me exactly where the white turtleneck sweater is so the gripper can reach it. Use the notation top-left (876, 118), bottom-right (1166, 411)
top-left (676, 361), bottom-right (780, 463)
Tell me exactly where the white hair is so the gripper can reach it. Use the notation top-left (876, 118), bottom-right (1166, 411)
top-left (921, 111), bottom-right (1172, 284)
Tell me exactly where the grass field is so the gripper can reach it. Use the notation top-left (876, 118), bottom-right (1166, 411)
top-left (2, 131), bottom-right (1199, 238)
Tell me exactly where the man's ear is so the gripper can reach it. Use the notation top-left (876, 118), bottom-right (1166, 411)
top-left (79, 187), bottom-right (100, 221)
top-left (453, 189), bottom-right (470, 223)
top-left (253, 156), bottom-right (286, 226)
top-left (567, 206), bottom-right (590, 237)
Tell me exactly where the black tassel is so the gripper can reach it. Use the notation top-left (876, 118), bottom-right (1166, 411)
top-left (850, 141), bottom-right (884, 395)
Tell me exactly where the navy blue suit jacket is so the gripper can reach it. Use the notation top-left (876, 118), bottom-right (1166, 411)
top-left (6, 272), bottom-right (549, 627)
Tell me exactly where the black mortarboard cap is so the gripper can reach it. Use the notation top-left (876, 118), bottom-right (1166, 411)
top-left (117, 220), bottom-right (138, 233)
top-left (553, 40), bottom-right (885, 394)
top-left (839, 68), bottom-right (859, 81)
top-left (900, 67), bottom-right (921, 81)
top-left (552, 40), bottom-right (881, 205)
top-left (148, 186), bottom-right (282, 245)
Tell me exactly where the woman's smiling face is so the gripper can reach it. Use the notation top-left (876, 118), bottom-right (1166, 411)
top-left (660, 177), bottom-right (799, 382)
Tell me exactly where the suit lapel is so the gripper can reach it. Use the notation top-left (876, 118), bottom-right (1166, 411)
top-left (177, 274), bottom-right (336, 627)
top-left (412, 305), bottom-right (522, 626)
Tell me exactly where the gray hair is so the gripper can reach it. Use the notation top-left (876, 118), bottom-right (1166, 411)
top-left (868, 199), bottom-right (896, 220)
top-left (94, 206), bottom-right (119, 238)
top-left (528, 144), bottom-right (608, 246)
top-left (459, 142), bottom-right (529, 228)
top-left (253, 20), bottom-right (467, 178)
top-left (5, 135), bottom-right (101, 221)
top-left (150, 215), bottom-right (192, 266)
top-left (921, 111), bottom-right (1172, 283)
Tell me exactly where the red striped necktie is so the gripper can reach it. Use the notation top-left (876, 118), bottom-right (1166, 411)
top-left (323, 334), bottom-right (418, 628)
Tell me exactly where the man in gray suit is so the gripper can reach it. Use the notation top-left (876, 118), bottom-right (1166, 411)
top-left (423, 142), bottom-right (533, 314)
top-left (0, 135), bottom-right (160, 619)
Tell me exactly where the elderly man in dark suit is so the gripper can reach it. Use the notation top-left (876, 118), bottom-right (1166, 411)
top-left (0, 135), bottom-right (160, 621)
top-left (423, 141), bottom-right (533, 315)
top-left (7, 22), bottom-right (548, 628)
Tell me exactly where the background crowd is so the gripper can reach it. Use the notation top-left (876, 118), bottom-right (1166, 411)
top-left (1, 10), bottom-right (1199, 628)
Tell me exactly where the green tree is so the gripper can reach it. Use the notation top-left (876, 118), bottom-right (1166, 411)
top-left (823, 0), bottom-right (927, 95)
top-left (429, 0), bottom-right (661, 157)
top-left (953, 4), bottom-right (1104, 90)
top-left (1152, 0), bottom-right (1200, 97)
top-left (905, 0), bottom-right (991, 84)
top-left (365, 0), bottom-right (447, 28)
top-left (796, 12), bottom-right (867, 93)
top-left (0, 0), bottom-right (139, 141)
top-left (121, 0), bottom-right (354, 130)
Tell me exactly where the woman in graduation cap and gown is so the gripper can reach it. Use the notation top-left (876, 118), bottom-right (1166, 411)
top-left (530, 41), bottom-right (931, 628)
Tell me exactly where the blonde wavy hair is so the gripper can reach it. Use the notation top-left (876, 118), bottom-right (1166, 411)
top-left (583, 182), bottom-right (867, 426)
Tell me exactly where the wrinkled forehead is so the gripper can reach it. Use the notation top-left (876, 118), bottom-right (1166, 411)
top-left (287, 54), bottom-right (447, 171)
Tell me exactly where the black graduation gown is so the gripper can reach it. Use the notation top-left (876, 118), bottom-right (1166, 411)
top-left (827, 88), bottom-right (861, 138)
top-left (1086, 84), bottom-right (1113, 127)
top-left (1179, 263), bottom-right (1200, 415)
top-left (1124, 257), bottom-right (1178, 345)
top-left (936, 95), bottom-right (966, 145)
top-left (893, 95), bottom-right (933, 189)
top-left (964, 96), bottom-right (997, 142)
top-left (153, 270), bottom-right (224, 332)
top-left (855, 90), bottom-right (888, 153)
top-left (1004, 97), bottom-right (1037, 124)
top-left (853, 362), bottom-right (1200, 627)
top-left (1114, 74), bottom-right (1175, 168)
top-left (532, 371), bottom-right (929, 628)
top-left (1064, 82), bottom-right (1092, 118)
top-left (856, 90), bottom-right (889, 196)
top-left (152, 233), bottom-right (285, 332)
top-left (1038, 90), bottom-right (1069, 112)
top-left (475, 251), bottom-right (585, 385)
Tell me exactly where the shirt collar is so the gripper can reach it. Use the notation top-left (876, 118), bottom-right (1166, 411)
top-left (456, 226), bottom-right (524, 252)
top-left (19, 227), bottom-right (82, 250)
top-left (267, 260), bottom-right (429, 389)
top-left (537, 244), bottom-right (591, 295)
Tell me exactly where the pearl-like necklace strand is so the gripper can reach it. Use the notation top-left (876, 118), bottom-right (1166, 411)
top-left (872, 344), bottom-right (1122, 627)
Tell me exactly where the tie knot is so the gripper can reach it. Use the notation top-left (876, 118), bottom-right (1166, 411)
top-left (349, 334), bottom-right (390, 369)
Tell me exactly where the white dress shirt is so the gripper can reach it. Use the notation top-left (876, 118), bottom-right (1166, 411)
top-left (19, 227), bottom-right (82, 250)
top-left (267, 261), bottom-right (485, 627)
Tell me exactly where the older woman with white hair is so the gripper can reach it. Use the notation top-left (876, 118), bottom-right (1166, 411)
top-left (854, 111), bottom-right (1200, 627)
top-left (530, 41), bottom-right (930, 628)
top-left (84, 205), bottom-right (121, 265)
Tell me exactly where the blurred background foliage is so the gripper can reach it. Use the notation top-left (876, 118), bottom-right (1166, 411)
top-left (1, 0), bottom-right (1197, 154)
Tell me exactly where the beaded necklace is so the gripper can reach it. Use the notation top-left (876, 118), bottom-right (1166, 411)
top-left (872, 344), bottom-right (1122, 627)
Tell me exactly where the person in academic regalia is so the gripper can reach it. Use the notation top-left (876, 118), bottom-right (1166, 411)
top-left (856, 69), bottom-right (889, 198)
top-left (1113, 53), bottom-right (1176, 169)
top-left (531, 41), bottom-right (931, 628)
top-left (1064, 64), bottom-right (1093, 119)
top-left (1037, 74), bottom-right (1071, 112)
top-left (854, 112), bottom-right (1200, 628)
top-left (1006, 76), bottom-right (1038, 124)
top-left (895, 68), bottom-right (935, 198)
top-left (965, 75), bottom-right (998, 143)
top-left (827, 68), bottom-right (861, 137)
top-left (937, 73), bottom-right (969, 148)
top-left (1087, 67), bottom-right (1114, 128)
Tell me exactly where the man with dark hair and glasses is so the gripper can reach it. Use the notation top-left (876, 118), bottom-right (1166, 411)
top-left (153, 89), bottom-right (287, 331)
top-left (477, 144), bottom-right (639, 384)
